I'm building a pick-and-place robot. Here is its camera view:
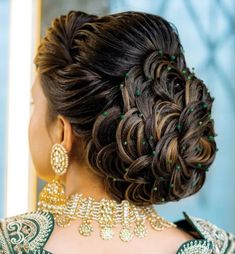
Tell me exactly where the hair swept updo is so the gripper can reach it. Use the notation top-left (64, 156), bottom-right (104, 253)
top-left (34, 10), bottom-right (217, 206)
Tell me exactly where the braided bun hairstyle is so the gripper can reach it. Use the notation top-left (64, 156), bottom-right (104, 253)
top-left (34, 11), bottom-right (217, 206)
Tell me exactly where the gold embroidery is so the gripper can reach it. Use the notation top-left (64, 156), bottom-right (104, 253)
top-left (0, 219), bottom-right (13, 254)
top-left (177, 240), bottom-right (213, 254)
top-left (188, 215), bottom-right (229, 253)
top-left (182, 213), bottom-right (235, 254)
top-left (0, 211), bottom-right (54, 253)
top-left (0, 229), bottom-right (10, 253)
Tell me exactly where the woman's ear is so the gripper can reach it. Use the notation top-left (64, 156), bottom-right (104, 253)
top-left (55, 115), bottom-right (74, 153)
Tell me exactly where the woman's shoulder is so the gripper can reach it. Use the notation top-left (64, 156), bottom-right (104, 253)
top-left (175, 211), bottom-right (235, 254)
top-left (0, 210), bottom-right (54, 253)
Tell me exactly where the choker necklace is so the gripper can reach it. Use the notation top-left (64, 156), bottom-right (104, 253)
top-left (37, 179), bottom-right (176, 242)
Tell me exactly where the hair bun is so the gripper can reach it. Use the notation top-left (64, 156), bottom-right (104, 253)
top-left (112, 57), bottom-right (217, 205)
top-left (35, 11), bottom-right (218, 206)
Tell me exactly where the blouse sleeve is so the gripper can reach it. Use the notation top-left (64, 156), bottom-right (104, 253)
top-left (176, 211), bottom-right (235, 254)
top-left (0, 210), bottom-right (54, 254)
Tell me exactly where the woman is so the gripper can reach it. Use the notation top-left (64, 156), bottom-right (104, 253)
top-left (0, 10), bottom-right (234, 254)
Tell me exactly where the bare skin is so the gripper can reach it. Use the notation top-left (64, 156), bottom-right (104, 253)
top-left (29, 74), bottom-right (194, 254)
top-left (43, 220), bottom-right (194, 254)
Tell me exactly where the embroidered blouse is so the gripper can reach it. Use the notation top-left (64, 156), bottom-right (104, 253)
top-left (0, 210), bottom-right (234, 254)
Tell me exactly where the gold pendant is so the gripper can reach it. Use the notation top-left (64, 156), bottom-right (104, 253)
top-left (78, 219), bottom-right (94, 236)
top-left (100, 227), bottom-right (114, 240)
top-left (119, 200), bottom-right (133, 242)
top-left (134, 221), bottom-right (147, 238)
top-left (56, 214), bottom-right (71, 228)
top-left (119, 227), bottom-right (133, 242)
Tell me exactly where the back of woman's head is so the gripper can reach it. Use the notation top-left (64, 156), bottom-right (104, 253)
top-left (34, 10), bottom-right (217, 206)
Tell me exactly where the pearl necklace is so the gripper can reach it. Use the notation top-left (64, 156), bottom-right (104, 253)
top-left (37, 184), bottom-right (176, 242)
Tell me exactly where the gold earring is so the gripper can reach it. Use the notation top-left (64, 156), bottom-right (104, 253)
top-left (50, 143), bottom-right (69, 176)
top-left (37, 143), bottom-right (69, 216)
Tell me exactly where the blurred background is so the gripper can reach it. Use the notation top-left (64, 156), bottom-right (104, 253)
top-left (0, 0), bottom-right (234, 233)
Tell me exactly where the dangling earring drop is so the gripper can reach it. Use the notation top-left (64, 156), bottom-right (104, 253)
top-left (37, 143), bottom-right (69, 216)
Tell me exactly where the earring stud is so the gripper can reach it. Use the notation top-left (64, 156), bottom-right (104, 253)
top-left (50, 143), bottom-right (69, 176)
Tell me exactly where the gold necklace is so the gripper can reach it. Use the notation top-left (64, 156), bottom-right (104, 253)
top-left (37, 180), bottom-right (176, 242)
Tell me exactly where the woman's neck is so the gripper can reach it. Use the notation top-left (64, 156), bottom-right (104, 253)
top-left (63, 161), bottom-right (113, 200)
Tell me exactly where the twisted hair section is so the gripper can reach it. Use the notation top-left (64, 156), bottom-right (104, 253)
top-left (34, 11), bottom-right (217, 205)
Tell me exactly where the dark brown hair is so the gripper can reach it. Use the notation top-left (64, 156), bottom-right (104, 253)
top-left (34, 11), bottom-right (217, 206)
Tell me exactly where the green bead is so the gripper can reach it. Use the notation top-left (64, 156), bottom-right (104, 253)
top-left (120, 113), bottom-right (125, 119)
top-left (120, 83), bottom-right (124, 89)
top-left (187, 75), bottom-right (192, 80)
top-left (102, 111), bottom-right (109, 116)
top-left (124, 141), bottom-right (127, 146)
top-left (153, 187), bottom-right (158, 191)
top-left (149, 135), bottom-right (154, 140)
top-left (152, 150), bottom-right (156, 156)
top-left (176, 164), bottom-right (181, 170)
top-left (182, 69), bottom-right (187, 74)
top-left (207, 135), bottom-right (214, 141)
top-left (189, 108), bottom-right (194, 113)
top-left (135, 89), bottom-right (141, 97)
top-left (170, 55), bottom-right (176, 61)
top-left (167, 66), bottom-right (172, 71)
top-left (202, 103), bottom-right (208, 109)
top-left (176, 124), bottom-right (182, 130)
top-left (199, 121), bottom-right (203, 125)
top-left (196, 163), bottom-right (202, 168)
